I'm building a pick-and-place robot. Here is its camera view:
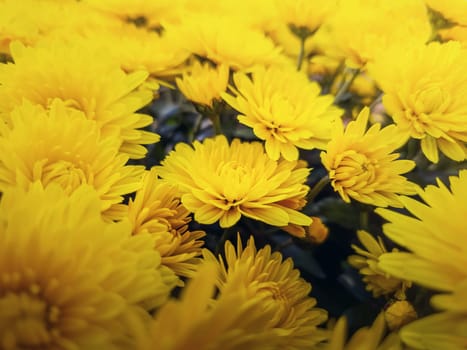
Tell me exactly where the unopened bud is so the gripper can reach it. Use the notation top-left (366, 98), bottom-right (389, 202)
top-left (385, 300), bottom-right (417, 331)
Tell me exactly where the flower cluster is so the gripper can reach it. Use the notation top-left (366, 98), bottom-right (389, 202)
top-left (0, 0), bottom-right (465, 349)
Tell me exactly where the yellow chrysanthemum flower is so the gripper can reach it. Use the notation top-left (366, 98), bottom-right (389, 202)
top-left (176, 61), bottom-right (229, 108)
top-left (142, 262), bottom-right (287, 350)
top-left (128, 168), bottom-right (206, 279)
top-left (368, 41), bottom-right (467, 163)
top-left (179, 0), bottom-right (278, 32)
top-left (0, 183), bottom-right (177, 350)
top-left (0, 0), bottom-right (120, 55)
top-left (49, 23), bottom-right (190, 79)
top-left (157, 135), bottom-right (312, 229)
top-left (223, 66), bottom-right (342, 161)
top-left (377, 170), bottom-right (467, 308)
top-left (275, 0), bottom-right (337, 35)
top-left (321, 107), bottom-right (417, 207)
top-left (83, 0), bottom-right (183, 28)
top-left (348, 230), bottom-right (411, 298)
top-left (327, 0), bottom-right (431, 69)
top-left (396, 311), bottom-right (467, 350)
top-left (0, 100), bottom-right (143, 221)
top-left (377, 170), bottom-right (467, 349)
top-left (0, 0), bottom-right (42, 55)
top-left (319, 313), bottom-right (402, 350)
top-left (425, 0), bottom-right (467, 25)
top-left (0, 41), bottom-right (158, 159)
top-left (169, 14), bottom-right (287, 71)
top-left (204, 235), bottom-right (329, 349)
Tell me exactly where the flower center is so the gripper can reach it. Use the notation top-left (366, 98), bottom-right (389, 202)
top-left (258, 281), bottom-right (292, 326)
top-left (333, 150), bottom-right (377, 188)
top-left (217, 161), bottom-right (248, 178)
top-left (404, 83), bottom-right (450, 137)
top-left (36, 159), bottom-right (88, 194)
top-left (0, 292), bottom-right (60, 348)
top-left (216, 161), bottom-right (250, 205)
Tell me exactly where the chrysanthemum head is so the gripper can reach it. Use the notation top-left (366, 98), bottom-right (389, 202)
top-left (0, 41), bottom-right (158, 159)
top-left (204, 235), bottom-right (328, 349)
top-left (275, 0), bottom-right (337, 36)
top-left (321, 107), bottom-right (417, 207)
top-left (323, 313), bottom-right (402, 350)
top-left (128, 168), bottom-right (206, 279)
top-left (223, 65), bottom-right (342, 161)
top-left (0, 99), bottom-right (144, 221)
top-left (348, 230), bottom-right (411, 298)
top-left (157, 135), bottom-right (312, 229)
top-left (368, 41), bottom-right (467, 163)
top-left (376, 170), bottom-right (467, 309)
top-left (169, 15), bottom-right (287, 71)
top-left (82, 0), bottom-right (182, 29)
top-left (176, 60), bottom-right (229, 108)
top-left (0, 183), bottom-right (177, 349)
top-left (143, 261), bottom-right (293, 350)
top-left (375, 169), bottom-right (467, 350)
top-left (328, 0), bottom-right (431, 69)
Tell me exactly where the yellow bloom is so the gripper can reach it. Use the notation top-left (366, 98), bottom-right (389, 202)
top-left (142, 262), bottom-right (286, 350)
top-left (425, 0), bottom-right (467, 25)
top-left (377, 170), bottom-right (467, 307)
top-left (0, 41), bottom-right (158, 159)
top-left (52, 23), bottom-right (190, 78)
top-left (377, 171), bottom-right (467, 350)
top-left (327, 0), bottom-right (431, 69)
top-left (204, 235), bottom-right (328, 349)
top-left (0, 183), bottom-right (177, 350)
top-left (223, 65), bottom-right (342, 161)
top-left (177, 0), bottom-right (278, 33)
top-left (275, 0), bottom-right (337, 34)
top-left (321, 107), bottom-right (417, 207)
top-left (157, 135), bottom-right (312, 229)
top-left (348, 230), bottom-right (411, 298)
top-left (168, 14), bottom-right (286, 71)
top-left (320, 313), bottom-right (402, 350)
top-left (0, 0), bottom-right (42, 55)
top-left (83, 0), bottom-right (183, 28)
top-left (176, 61), bottom-right (229, 108)
top-left (368, 41), bottom-right (467, 163)
top-left (128, 168), bottom-right (206, 279)
top-left (0, 100), bottom-right (143, 221)
top-left (397, 311), bottom-right (467, 350)
top-left (0, 0), bottom-right (120, 55)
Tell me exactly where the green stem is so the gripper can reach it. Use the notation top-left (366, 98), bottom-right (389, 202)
top-left (405, 138), bottom-right (418, 160)
top-left (297, 36), bottom-right (306, 71)
top-left (322, 60), bottom-right (345, 94)
top-left (275, 238), bottom-right (294, 252)
top-left (334, 68), bottom-right (360, 104)
top-left (369, 92), bottom-right (383, 111)
top-left (307, 175), bottom-right (330, 202)
top-left (215, 227), bottom-right (236, 256)
top-left (188, 114), bottom-right (203, 142)
top-left (208, 112), bottom-right (222, 135)
top-left (359, 210), bottom-right (369, 231)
